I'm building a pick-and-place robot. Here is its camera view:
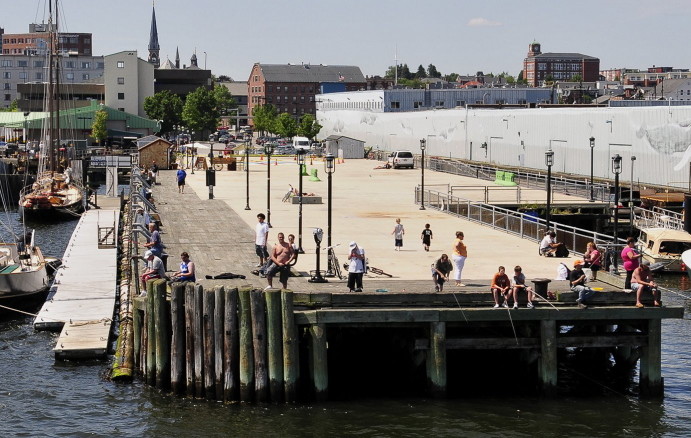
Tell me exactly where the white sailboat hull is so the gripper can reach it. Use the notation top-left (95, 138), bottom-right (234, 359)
top-left (0, 265), bottom-right (49, 299)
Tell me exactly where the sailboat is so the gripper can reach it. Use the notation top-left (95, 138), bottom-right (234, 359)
top-left (18, 0), bottom-right (85, 218)
top-left (0, 228), bottom-right (52, 301)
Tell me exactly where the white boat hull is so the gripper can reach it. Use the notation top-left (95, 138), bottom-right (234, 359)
top-left (0, 265), bottom-right (49, 299)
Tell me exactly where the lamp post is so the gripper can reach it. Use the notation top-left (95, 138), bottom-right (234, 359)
top-left (264, 142), bottom-right (274, 227)
top-left (545, 149), bottom-right (554, 231)
top-left (325, 153), bottom-right (335, 276)
top-left (207, 143), bottom-right (214, 199)
top-left (589, 136), bottom-right (595, 202)
top-left (190, 131), bottom-right (196, 174)
top-left (630, 155), bottom-right (636, 235)
top-left (296, 148), bottom-right (307, 254)
top-left (23, 112), bottom-right (29, 151)
top-left (612, 154), bottom-right (623, 273)
top-left (419, 138), bottom-right (426, 210)
top-left (244, 135), bottom-right (251, 210)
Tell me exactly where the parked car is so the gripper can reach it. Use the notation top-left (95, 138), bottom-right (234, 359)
top-left (387, 151), bottom-right (415, 169)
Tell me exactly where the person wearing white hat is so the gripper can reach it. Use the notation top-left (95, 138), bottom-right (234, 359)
top-left (140, 250), bottom-right (165, 291)
top-left (347, 241), bottom-right (365, 292)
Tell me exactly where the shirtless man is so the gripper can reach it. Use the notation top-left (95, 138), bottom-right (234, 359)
top-left (266, 233), bottom-right (295, 290)
top-left (632, 259), bottom-right (661, 308)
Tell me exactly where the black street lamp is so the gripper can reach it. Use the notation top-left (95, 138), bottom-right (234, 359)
top-left (264, 142), bottom-right (274, 227)
top-left (324, 153), bottom-right (335, 276)
top-left (207, 144), bottom-right (214, 199)
top-left (419, 138), bottom-right (426, 210)
top-left (190, 131), bottom-right (196, 174)
top-left (630, 155), bottom-right (637, 235)
top-left (244, 137), bottom-right (251, 210)
top-left (545, 149), bottom-right (554, 231)
top-left (589, 136), bottom-right (595, 202)
top-left (612, 153), bottom-right (623, 273)
top-left (296, 148), bottom-right (307, 254)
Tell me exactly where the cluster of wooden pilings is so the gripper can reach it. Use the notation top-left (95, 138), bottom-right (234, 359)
top-left (132, 280), bottom-right (311, 403)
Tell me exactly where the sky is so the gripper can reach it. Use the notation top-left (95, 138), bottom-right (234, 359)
top-left (5, 0), bottom-right (691, 81)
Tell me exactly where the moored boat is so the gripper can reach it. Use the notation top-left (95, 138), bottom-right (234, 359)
top-left (0, 231), bottom-right (51, 301)
top-left (637, 227), bottom-right (691, 273)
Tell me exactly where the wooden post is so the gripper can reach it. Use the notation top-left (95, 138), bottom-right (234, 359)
top-left (640, 319), bottom-right (663, 397)
top-left (251, 289), bottom-right (269, 402)
top-left (265, 289), bottom-right (284, 403)
top-left (238, 288), bottom-right (255, 402)
top-left (309, 323), bottom-right (328, 401)
top-left (184, 283), bottom-right (196, 396)
top-left (193, 284), bottom-right (204, 397)
top-left (214, 286), bottom-right (225, 399)
top-left (203, 288), bottom-right (216, 400)
top-left (153, 279), bottom-right (170, 390)
top-left (282, 291), bottom-right (299, 403)
top-left (170, 283), bottom-right (186, 394)
top-left (145, 280), bottom-right (156, 385)
top-left (539, 320), bottom-right (557, 397)
top-left (427, 322), bottom-right (446, 397)
top-left (141, 306), bottom-right (148, 379)
top-left (223, 287), bottom-right (239, 402)
top-left (133, 306), bottom-right (142, 372)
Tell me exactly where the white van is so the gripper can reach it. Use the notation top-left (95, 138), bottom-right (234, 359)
top-left (387, 151), bottom-right (415, 169)
top-left (293, 136), bottom-right (310, 150)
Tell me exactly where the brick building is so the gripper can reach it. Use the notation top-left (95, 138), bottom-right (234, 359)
top-left (247, 63), bottom-right (365, 124)
top-left (2, 23), bottom-right (92, 56)
top-left (523, 42), bottom-right (599, 87)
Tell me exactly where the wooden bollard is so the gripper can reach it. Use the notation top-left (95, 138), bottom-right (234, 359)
top-left (238, 288), bottom-right (255, 402)
top-left (203, 288), bottom-right (216, 400)
top-left (184, 283), bottom-right (196, 396)
top-left (427, 322), bottom-right (447, 397)
top-left (265, 289), bottom-right (284, 403)
top-left (309, 323), bottom-right (328, 401)
top-left (153, 279), bottom-right (170, 390)
top-left (193, 284), bottom-right (204, 397)
top-left (251, 289), bottom-right (269, 402)
top-left (223, 287), bottom-right (239, 402)
top-left (145, 279), bottom-right (157, 385)
top-left (214, 286), bottom-right (225, 399)
top-left (281, 291), bottom-right (298, 403)
top-left (170, 283), bottom-right (186, 394)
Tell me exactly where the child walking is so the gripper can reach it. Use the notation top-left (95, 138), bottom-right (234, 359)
top-left (421, 223), bottom-right (433, 252)
top-left (392, 218), bottom-right (405, 251)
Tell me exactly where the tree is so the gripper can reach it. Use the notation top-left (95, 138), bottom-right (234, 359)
top-left (252, 104), bottom-right (278, 135)
top-left (445, 73), bottom-right (460, 83)
top-left (415, 65), bottom-right (427, 79)
top-left (91, 109), bottom-right (107, 146)
top-left (181, 86), bottom-right (218, 139)
top-left (297, 114), bottom-right (322, 140)
top-left (213, 84), bottom-right (236, 116)
top-left (273, 112), bottom-right (298, 139)
top-left (143, 90), bottom-right (183, 134)
top-left (427, 64), bottom-right (441, 78)
top-left (571, 74), bottom-right (583, 83)
top-left (0, 100), bottom-right (19, 112)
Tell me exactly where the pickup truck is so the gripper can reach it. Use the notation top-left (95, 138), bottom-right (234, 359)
top-left (387, 151), bottom-right (414, 169)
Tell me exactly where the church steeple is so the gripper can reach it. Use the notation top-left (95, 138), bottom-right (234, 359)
top-left (175, 47), bottom-right (180, 69)
top-left (148, 2), bottom-right (160, 68)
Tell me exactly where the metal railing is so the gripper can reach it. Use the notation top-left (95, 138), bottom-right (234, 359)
top-left (634, 206), bottom-right (685, 230)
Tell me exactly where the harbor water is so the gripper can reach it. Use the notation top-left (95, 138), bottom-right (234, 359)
top-left (1, 216), bottom-right (691, 437)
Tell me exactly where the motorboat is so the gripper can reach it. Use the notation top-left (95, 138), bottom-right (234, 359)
top-left (0, 231), bottom-right (52, 301)
top-left (637, 227), bottom-right (691, 273)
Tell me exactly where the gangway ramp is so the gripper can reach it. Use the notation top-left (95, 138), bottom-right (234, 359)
top-left (34, 209), bottom-right (120, 360)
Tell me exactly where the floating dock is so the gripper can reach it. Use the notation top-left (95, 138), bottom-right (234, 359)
top-left (34, 207), bottom-right (120, 360)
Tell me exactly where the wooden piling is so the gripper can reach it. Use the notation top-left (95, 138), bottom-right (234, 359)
top-left (214, 286), bottom-right (225, 399)
top-left (145, 279), bottom-right (156, 385)
top-left (153, 279), bottom-right (170, 390)
top-left (281, 291), bottom-right (298, 403)
top-left (133, 305), bottom-right (142, 372)
top-left (238, 288), bottom-right (255, 402)
top-left (251, 289), bottom-right (269, 402)
top-left (203, 288), bottom-right (216, 400)
top-left (265, 289), bottom-right (284, 403)
top-left (640, 318), bottom-right (663, 397)
top-left (309, 323), bottom-right (328, 401)
top-left (427, 322), bottom-right (446, 397)
top-left (223, 287), bottom-right (239, 402)
top-left (170, 283), bottom-right (186, 394)
top-left (193, 284), bottom-right (204, 397)
top-left (539, 320), bottom-right (557, 396)
top-left (184, 282), bottom-right (196, 396)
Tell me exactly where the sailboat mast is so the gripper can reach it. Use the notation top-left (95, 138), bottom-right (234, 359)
top-left (54, 0), bottom-right (61, 173)
top-left (47, 0), bottom-right (55, 174)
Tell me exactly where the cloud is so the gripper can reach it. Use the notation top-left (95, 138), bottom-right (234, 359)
top-left (467, 17), bottom-right (502, 27)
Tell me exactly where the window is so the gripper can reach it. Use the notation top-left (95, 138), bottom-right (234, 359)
top-left (253, 75), bottom-right (258, 82)
top-left (66, 73), bottom-right (74, 80)
top-left (391, 101), bottom-right (400, 109)
top-left (413, 101), bottom-right (423, 109)
top-left (81, 62), bottom-right (90, 69)
top-left (292, 96), bottom-right (296, 102)
top-left (4, 94), bottom-right (10, 101)
top-left (117, 61), bottom-right (124, 68)
top-left (35, 72), bottom-right (43, 80)
top-left (0, 60), bottom-right (12, 67)
top-left (117, 77), bottom-right (125, 84)
top-left (435, 101), bottom-right (445, 107)
top-left (65, 61), bottom-right (75, 68)
top-left (118, 108), bottom-right (125, 112)
top-left (284, 86), bottom-right (288, 92)
top-left (3, 83), bottom-right (10, 90)
top-left (34, 60), bottom-right (44, 68)
top-left (17, 60), bottom-right (27, 67)
top-left (19, 72), bottom-right (27, 80)
top-left (2, 72), bottom-right (10, 79)
top-left (118, 92), bottom-right (125, 100)
top-left (268, 85), bottom-right (273, 92)
top-left (82, 74), bottom-right (89, 80)
top-left (96, 62), bottom-right (104, 69)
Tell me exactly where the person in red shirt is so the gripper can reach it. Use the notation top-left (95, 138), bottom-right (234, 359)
top-left (491, 266), bottom-right (511, 308)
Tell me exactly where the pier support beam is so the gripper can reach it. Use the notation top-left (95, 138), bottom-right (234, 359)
top-left (223, 287), bottom-right (239, 402)
top-left (184, 283), bottom-right (196, 396)
top-left (426, 322), bottom-right (447, 397)
top-left (193, 284), bottom-right (204, 397)
top-left (238, 288), bottom-right (255, 402)
top-left (214, 286), bottom-right (225, 399)
top-left (640, 319), bottom-right (663, 397)
top-left (309, 323), bottom-right (329, 401)
top-left (170, 283), bottom-right (186, 394)
top-left (145, 280), bottom-right (156, 385)
top-left (539, 320), bottom-right (557, 397)
top-left (266, 290), bottom-right (284, 403)
top-left (153, 279), bottom-right (170, 390)
top-left (251, 289), bottom-right (269, 402)
top-left (282, 291), bottom-right (299, 403)
top-left (203, 288), bottom-right (216, 399)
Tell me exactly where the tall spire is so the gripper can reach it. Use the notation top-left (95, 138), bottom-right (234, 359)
top-left (175, 46), bottom-right (180, 69)
top-left (148, 2), bottom-right (160, 68)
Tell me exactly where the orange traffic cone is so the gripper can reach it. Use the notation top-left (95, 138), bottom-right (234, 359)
top-left (275, 159), bottom-right (278, 166)
top-left (310, 156), bottom-right (313, 165)
top-left (260, 154), bottom-right (264, 161)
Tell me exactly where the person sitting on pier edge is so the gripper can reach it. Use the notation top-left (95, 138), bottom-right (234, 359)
top-left (491, 265), bottom-right (511, 308)
top-left (570, 260), bottom-right (596, 309)
top-left (621, 237), bottom-right (642, 290)
top-left (510, 265), bottom-right (535, 309)
top-left (540, 231), bottom-right (564, 257)
top-left (347, 241), bottom-right (366, 292)
top-left (432, 253), bottom-right (453, 292)
top-left (265, 232), bottom-right (295, 290)
top-left (171, 252), bottom-right (196, 283)
top-left (142, 222), bottom-right (163, 257)
top-left (140, 250), bottom-right (166, 292)
top-left (632, 259), bottom-right (661, 308)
